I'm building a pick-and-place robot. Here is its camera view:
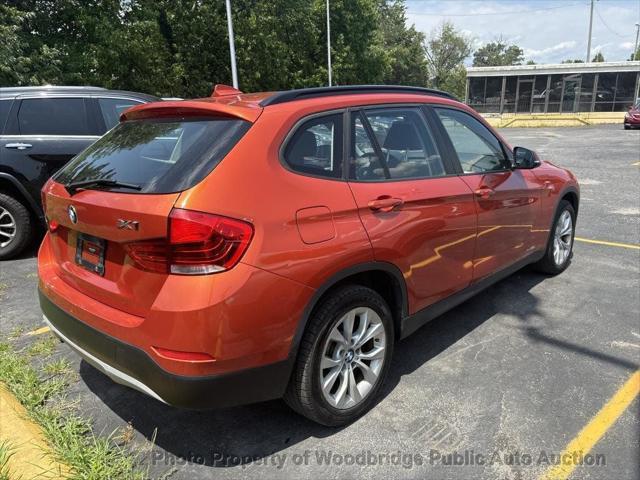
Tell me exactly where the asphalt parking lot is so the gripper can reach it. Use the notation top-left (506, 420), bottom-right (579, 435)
top-left (0, 124), bottom-right (638, 480)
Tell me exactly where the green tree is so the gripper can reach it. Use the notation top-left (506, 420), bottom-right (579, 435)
top-left (591, 51), bottom-right (605, 62)
top-left (424, 21), bottom-right (471, 98)
top-left (472, 39), bottom-right (524, 67)
top-left (378, 0), bottom-right (428, 86)
top-left (561, 59), bottom-right (584, 64)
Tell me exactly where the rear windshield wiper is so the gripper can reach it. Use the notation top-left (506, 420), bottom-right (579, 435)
top-left (65, 179), bottom-right (142, 195)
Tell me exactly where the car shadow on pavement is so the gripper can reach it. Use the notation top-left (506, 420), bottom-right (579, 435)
top-left (80, 268), bottom-right (550, 469)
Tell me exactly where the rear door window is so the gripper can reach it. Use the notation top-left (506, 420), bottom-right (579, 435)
top-left (97, 98), bottom-right (143, 131)
top-left (18, 98), bottom-right (89, 135)
top-left (55, 117), bottom-right (251, 194)
top-left (283, 113), bottom-right (343, 179)
top-left (351, 107), bottom-right (445, 181)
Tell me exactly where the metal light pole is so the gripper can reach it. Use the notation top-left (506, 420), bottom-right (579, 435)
top-left (634, 22), bottom-right (640, 61)
top-left (225, 0), bottom-right (239, 89)
top-left (326, 0), bottom-right (332, 86)
top-left (586, 0), bottom-right (595, 62)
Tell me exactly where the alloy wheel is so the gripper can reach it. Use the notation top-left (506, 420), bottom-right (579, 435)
top-left (553, 210), bottom-right (573, 266)
top-left (0, 207), bottom-right (17, 248)
top-left (319, 307), bottom-right (387, 409)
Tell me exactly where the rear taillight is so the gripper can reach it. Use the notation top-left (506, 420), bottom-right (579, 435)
top-left (124, 209), bottom-right (253, 275)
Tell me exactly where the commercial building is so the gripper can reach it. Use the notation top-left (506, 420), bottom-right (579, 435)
top-left (465, 61), bottom-right (640, 114)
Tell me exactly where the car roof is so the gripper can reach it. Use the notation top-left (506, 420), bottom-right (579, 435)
top-left (0, 85), bottom-right (159, 102)
top-left (121, 85), bottom-right (462, 124)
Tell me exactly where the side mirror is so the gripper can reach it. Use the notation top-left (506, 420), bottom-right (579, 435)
top-left (513, 146), bottom-right (541, 169)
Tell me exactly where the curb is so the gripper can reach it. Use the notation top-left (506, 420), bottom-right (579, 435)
top-left (0, 384), bottom-right (69, 479)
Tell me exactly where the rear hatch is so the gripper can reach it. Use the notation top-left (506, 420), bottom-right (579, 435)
top-left (43, 105), bottom-right (253, 318)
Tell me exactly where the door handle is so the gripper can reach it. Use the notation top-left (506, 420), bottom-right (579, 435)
top-left (5, 143), bottom-right (32, 150)
top-left (368, 196), bottom-right (404, 213)
top-left (474, 187), bottom-right (495, 199)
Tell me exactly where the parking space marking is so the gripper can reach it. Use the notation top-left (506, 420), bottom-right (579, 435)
top-left (26, 326), bottom-right (51, 336)
top-left (574, 237), bottom-right (640, 250)
top-left (632, 161), bottom-right (639, 166)
top-left (540, 370), bottom-right (640, 480)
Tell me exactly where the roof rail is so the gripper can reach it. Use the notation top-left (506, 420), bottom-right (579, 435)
top-left (259, 85), bottom-right (458, 107)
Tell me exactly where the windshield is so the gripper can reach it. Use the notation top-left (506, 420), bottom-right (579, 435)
top-left (55, 117), bottom-right (250, 194)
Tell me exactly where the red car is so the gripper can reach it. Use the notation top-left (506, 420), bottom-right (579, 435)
top-left (624, 99), bottom-right (640, 129)
top-left (38, 85), bottom-right (579, 426)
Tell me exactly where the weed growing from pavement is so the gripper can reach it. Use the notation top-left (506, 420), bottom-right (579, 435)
top-left (0, 341), bottom-right (149, 479)
top-left (27, 335), bottom-right (58, 356)
top-left (0, 440), bottom-right (14, 480)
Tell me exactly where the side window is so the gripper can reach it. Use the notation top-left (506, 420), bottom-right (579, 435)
top-left (0, 99), bottom-right (13, 134)
top-left (351, 108), bottom-right (445, 181)
top-left (18, 98), bottom-right (89, 135)
top-left (283, 113), bottom-right (343, 178)
top-left (98, 98), bottom-right (143, 131)
top-left (435, 108), bottom-right (507, 174)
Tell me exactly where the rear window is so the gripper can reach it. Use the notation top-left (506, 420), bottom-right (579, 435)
top-left (55, 117), bottom-right (251, 194)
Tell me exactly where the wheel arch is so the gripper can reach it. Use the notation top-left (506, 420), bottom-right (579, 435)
top-left (0, 173), bottom-right (42, 221)
top-left (288, 262), bottom-right (408, 361)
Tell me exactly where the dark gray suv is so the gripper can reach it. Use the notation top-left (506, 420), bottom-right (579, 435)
top-left (0, 86), bottom-right (158, 259)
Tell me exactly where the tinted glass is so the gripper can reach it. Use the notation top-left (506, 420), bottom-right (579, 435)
top-left (352, 108), bottom-right (444, 181)
top-left (0, 99), bottom-right (12, 134)
top-left (436, 108), bottom-right (507, 174)
top-left (283, 113), bottom-right (343, 178)
top-left (98, 98), bottom-right (143, 131)
top-left (18, 98), bottom-right (89, 135)
top-left (55, 118), bottom-right (250, 193)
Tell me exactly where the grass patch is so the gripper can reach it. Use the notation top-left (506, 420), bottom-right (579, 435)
top-left (27, 335), bottom-right (58, 357)
top-left (0, 341), bottom-right (148, 479)
top-left (0, 440), bottom-right (15, 480)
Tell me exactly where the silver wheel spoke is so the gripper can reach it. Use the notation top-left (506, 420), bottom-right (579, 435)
top-left (328, 328), bottom-right (348, 348)
top-left (358, 345), bottom-right (385, 361)
top-left (321, 355), bottom-right (341, 370)
top-left (355, 322), bottom-right (383, 349)
top-left (354, 359), bottom-right (378, 385)
top-left (0, 207), bottom-right (17, 248)
top-left (341, 310), bottom-right (356, 344)
top-left (322, 366), bottom-right (341, 391)
top-left (347, 367), bottom-right (362, 403)
top-left (333, 369), bottom-right (349, 408)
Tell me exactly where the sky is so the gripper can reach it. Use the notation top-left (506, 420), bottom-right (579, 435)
top-left (405, 0), bottom-right (640, 64)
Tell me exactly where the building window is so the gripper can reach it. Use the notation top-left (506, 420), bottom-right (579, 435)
top-left (579, 74), bottom-right (595, 112)
top-left (503, 76), bottom-right (517, 113)
top-left (614, 72), bottom-right (637, 111)
top-left (532, 75), bottom-right (549, 113)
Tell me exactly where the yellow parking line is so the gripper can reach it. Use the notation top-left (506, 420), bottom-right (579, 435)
top-left (632, 161), bottom-right (640, 166)
top-left (540, 370), bottom-right (640, 480)
top-left (26, 326), bottom-right (51, 336)
top-left (574, 237), bottom-right (640, 250)
top-left (0, 384), bottom-right (69, 479)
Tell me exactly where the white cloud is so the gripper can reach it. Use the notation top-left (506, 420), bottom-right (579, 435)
top-left (524, 41), bottom-right (577, 58)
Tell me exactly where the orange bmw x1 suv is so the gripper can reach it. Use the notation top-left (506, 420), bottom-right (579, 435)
top-left (38, 85), bottom-right (579, 426)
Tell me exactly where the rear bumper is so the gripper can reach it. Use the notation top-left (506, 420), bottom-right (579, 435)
top-left (39, 290), bottom-right (292, 409)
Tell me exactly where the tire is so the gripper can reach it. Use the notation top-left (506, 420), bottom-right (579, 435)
top-left (0, 193), bottom-right (33, 260)
top-left (624, 124), bottom-right (630, 130)
top-left (534, 200), bottom-right (575, 275)
top-left (284, 285), bottom-right (394, 426)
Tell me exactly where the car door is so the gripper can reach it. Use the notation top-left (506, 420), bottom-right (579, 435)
top-left (432, 107), bottom-right (541, 281)
top-left (347, 106), bottom-right (477, 314)
top-left (1, 96), bottom-right (99, 210)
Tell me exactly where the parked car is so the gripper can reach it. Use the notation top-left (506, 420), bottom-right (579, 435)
top-left (38, 85), bottom-right (579, 426)
top-left (624, 99), bottom-right (640, 129)
top-left (0, 86), bottom-right (158, 259)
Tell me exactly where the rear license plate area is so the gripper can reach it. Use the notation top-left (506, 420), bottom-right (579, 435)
top-left (75, 233), bottom-right (106, 276)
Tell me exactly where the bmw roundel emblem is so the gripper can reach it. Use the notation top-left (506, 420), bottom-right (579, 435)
top-left (67, 205), bottom-right (78, 224)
